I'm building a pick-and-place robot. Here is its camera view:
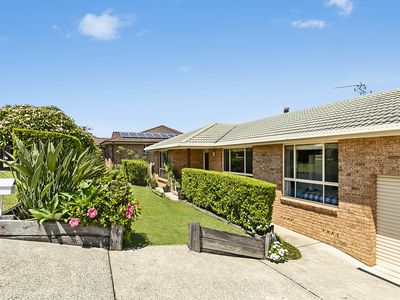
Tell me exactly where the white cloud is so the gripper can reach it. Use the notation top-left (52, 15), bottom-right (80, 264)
top-left (178, 65), bottom-right (191, 73)
top-left (291, 19), bottom-right (326, 29)
top-left (325, 0), bottom-right (354, 16)
top-left (78, 11), bottom-right (133, 41)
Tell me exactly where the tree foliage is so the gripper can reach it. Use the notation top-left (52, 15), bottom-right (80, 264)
top-left (0, 105), bottom-right (95, 149)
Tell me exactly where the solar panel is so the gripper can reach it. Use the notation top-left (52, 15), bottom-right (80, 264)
top-left (120, 132), bottom-right (177, 139)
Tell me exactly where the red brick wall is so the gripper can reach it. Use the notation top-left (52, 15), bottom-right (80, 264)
top-left (209, 148), bottom-right (223, 171)
top-left (189, 149), bottom-right (203, 169)
top-left (271, 136), bottom-right (400, 266)
top-left (253, 145), bottom-right (283, 190)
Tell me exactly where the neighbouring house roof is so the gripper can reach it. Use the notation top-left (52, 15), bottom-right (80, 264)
top-left (93, 136), bottom-right (108, 147)
top-left (146, 88), bottom-right (400, 151)
top-left (142, 125), bottom-right (182, 135)
top-left (99, 125), bottom-right (181, 146)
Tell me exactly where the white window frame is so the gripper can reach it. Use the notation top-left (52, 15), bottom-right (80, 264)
top-left (283, 142), bottom-right (338, 205)
top-left (223, 147), bottom-right (253, 176)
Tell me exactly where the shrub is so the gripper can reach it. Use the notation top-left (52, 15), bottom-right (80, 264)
top-left (65, 176), bottom-right (141, 229)
top-left (181, 168), bottom-right (276, 235)
top-left (0, 104), bottom-right (95, 149)
top-left (122, 159), bottom-right (150, 186)
top-left (3, 139), bottom-right (104, 219)
top-left (12, 128), bottom-right (81, 156)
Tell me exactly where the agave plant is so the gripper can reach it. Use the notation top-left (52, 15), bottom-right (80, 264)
top-left (3, 139), bottom-right (104, 220)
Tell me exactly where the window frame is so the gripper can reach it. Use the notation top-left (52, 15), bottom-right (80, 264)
top-left (159, 151), bottom-right (168, 178)
top-left (283, 142), bottom-right (339, 206)
top-left (223, 147), bottom-right (253, 176)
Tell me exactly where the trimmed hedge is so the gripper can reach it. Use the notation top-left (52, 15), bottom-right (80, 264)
top-left (181, 168), bottom-right (276, 234)
top-left (12, 128), bottom-right (81, 156)
top-left (122, 159), bottom-right (150, 186)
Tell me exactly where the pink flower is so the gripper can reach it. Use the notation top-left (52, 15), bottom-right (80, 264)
top-left (87, 208), bottom-right (97, 219)
top-left (135, 202), bottom-right (141, 208)
top-left (127, 204), bottom-right (133, 213)
top-left (125, 210), bottom-right (132, 219)
top-left (69, 218), bottom-right (80, 228)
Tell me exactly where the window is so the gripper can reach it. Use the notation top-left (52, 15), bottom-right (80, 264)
top-left (159, 151), bottom-right (168, 178)
top-left (223, 148), bottom-right (253, 175)
top-left (284, 143), bottom-right (339, 206)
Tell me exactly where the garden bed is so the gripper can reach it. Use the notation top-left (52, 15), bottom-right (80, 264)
top-left (0, 220), bottom-right (124, 250)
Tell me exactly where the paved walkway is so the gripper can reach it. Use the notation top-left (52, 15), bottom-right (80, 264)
top-left (1, 226), bottom-right (399, 299)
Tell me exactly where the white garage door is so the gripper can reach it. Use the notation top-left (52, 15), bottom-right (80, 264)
top-left (376, 176), bottom-right (400, 275)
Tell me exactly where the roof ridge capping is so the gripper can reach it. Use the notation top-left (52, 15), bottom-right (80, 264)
top-left (182, 123), bottom-right (218, 142)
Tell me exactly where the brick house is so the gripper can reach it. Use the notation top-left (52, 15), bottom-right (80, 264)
top-left (98, 125), bottom-right (181, 167)
top-left (146, 89), bottom-right (400, 272)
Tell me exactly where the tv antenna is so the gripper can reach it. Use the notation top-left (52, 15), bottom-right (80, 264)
top-left (333, 82), bottom-right (372, 96)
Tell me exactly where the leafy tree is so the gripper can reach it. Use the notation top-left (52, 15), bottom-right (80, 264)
top-left (0, 105), bottom-right (95, 149)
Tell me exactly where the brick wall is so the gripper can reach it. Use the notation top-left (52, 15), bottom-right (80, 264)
top-left (253, 145), bottom-right (283, 190)
top-left (189, 149), bottom-right (203, 169)
top-left (209, 148), bottom-right (223, 171)
top-left (271, 136), bottom-right (400, 266)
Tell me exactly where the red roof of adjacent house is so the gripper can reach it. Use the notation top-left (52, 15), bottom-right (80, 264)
top-left (98, 125), bottom-right (181, 146)
top-left (92, 136), bottom-right (108, 146)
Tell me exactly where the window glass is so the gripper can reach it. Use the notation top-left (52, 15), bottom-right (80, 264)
top-left (284, 180), bottom-right (295, 197)
top-left (296, 182), bottom-right (324, 203)
top-left (230, 149), bottom-right (245, 173)
top-left (325, 143), bottom-right (338, 182)
top-left (224, 150), bottom-right (230, 171)
top-left (284, 145), bottom-right (294, 178)
top-left (246, 148), bottom-right (253, 174)
top-left (296, 144), bottom-right (323, 181)
top-left (324, 186), bottom-right (339, 206)
top-left (159, 152), bottom-right (168, 178)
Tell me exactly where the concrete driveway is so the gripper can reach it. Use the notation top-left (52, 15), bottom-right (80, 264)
top-left (1, 227), bottom-right (399, 300)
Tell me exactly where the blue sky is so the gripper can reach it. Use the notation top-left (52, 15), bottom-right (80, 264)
top-left (1, 0), bottom-right (399, 137)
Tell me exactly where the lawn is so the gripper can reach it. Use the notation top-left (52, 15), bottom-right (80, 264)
top-left (126, 185), bottom-right (245, 248)
top-left (0, 170), bottom-right (18, 211)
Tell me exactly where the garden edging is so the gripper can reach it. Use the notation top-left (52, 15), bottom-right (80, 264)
top-left (0, 220), bottom-right (124, 250)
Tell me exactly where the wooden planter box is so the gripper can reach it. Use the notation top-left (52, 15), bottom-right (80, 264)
top-left (188, 222), bottom-right (273, 259)
top-left (0, 220), bottom-right (124, 250)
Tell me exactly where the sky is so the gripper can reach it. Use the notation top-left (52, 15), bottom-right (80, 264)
top-left (0, 0), bottom-right (399, 137)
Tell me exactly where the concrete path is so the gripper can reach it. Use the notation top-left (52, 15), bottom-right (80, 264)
top-left (0, 239), bottom-right (114, 299)
top-left (1, 226), bottom-right (399, 299)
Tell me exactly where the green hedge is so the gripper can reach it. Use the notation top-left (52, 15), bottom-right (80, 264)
top-left (12, 128), bottom-right (81, 155)
top-left (122, 159), bottom-right (150, 186)
top-left (181, 168), bottom-right (276, 234)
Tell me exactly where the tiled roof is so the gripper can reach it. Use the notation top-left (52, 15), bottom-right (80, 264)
top-left (146, 88), bottom-right (400, 151)
top-left (93, 136), bottom-right (108, 146)
top-left (142, 125), bottom-right (182, 135)
top-left (101, 125), bottom-right (181, 146)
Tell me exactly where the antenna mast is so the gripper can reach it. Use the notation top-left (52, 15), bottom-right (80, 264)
top-left (333, 82), bottom-right (372, 96)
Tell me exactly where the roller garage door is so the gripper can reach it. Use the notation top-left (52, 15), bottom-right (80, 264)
top-left (376, 176), bottom-right (400, 275)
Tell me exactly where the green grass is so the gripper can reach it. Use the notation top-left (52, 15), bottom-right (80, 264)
top-left (0, 170), bottom-right (19, 211)
top-left (277, 235), bottom-right (302, 260)
top-left (126, 185), bottom-right (245, 248)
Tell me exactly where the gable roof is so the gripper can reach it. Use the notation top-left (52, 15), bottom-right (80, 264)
top-left (142, 125), bottom-right (182, 135)
top-left (100, 125), bottom-right (181, 146)
top-left (146, 88), bottom-right (400, 151)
